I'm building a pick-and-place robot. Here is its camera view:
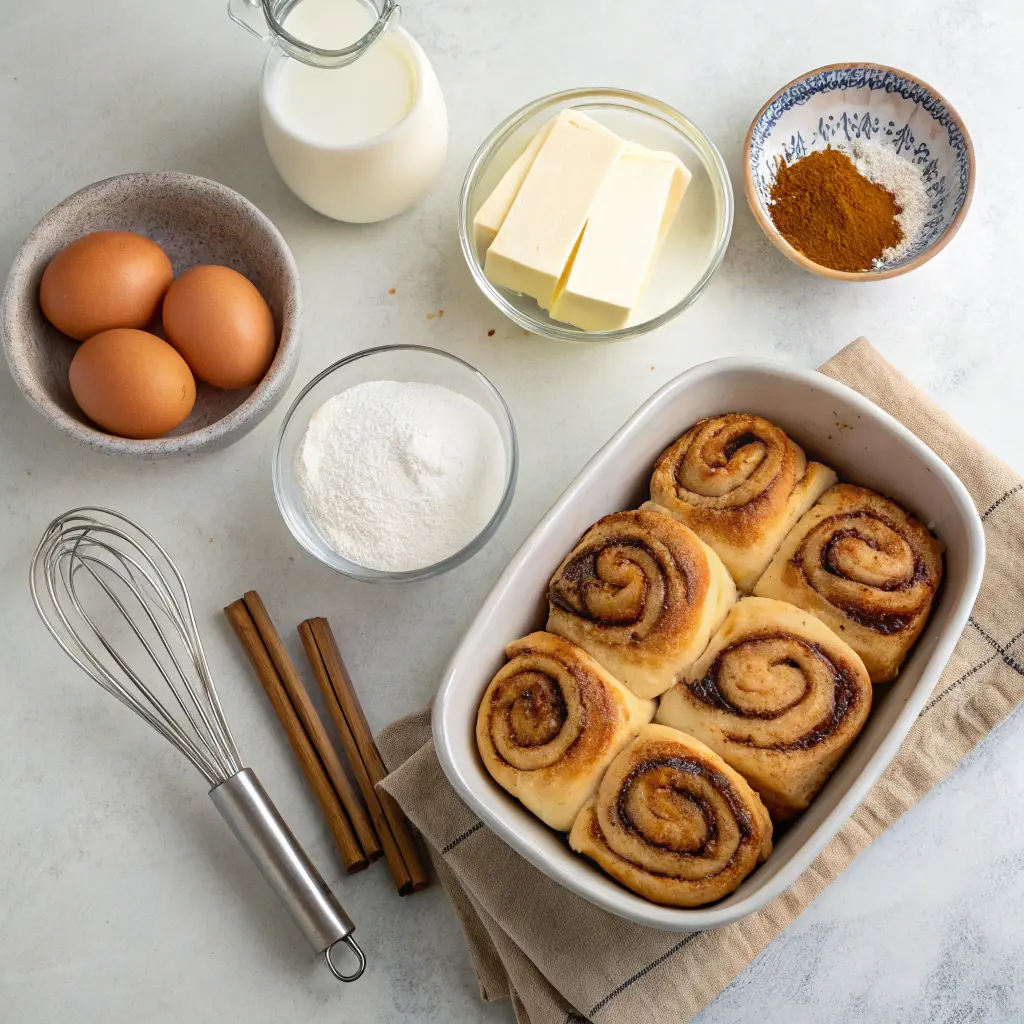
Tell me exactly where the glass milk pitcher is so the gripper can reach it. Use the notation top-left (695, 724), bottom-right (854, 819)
top-left (229, 0), bottom-right (447, 223)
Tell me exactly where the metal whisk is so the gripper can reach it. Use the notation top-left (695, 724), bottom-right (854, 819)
top-left (31, 507), bottom-right (365, 981)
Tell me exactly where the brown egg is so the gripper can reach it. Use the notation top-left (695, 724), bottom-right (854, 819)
top-left (40, 231), bottom-right (174, 341)
top-left (162, 265), bottom-right (277, 389)
top-left (69, 329), bottom-right (196, 439)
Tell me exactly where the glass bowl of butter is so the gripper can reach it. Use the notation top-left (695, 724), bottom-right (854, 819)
top-left (459, 87), bottom-right (733, 343)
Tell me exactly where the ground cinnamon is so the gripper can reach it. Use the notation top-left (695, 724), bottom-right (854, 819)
top-left (768, 148), bottom-right (903, 272)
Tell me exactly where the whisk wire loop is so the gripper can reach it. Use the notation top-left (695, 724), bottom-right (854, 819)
top-left (68, 549), bottom-right (226, 781)
top-left (31, 508), bottom-right (243, 785)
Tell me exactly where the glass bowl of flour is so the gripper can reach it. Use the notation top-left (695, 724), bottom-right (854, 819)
top-left (273, 345), bottom-right (518, 581)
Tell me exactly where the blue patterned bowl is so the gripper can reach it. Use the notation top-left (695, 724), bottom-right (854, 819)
top-left (743, 63), bottom-right (974, 280)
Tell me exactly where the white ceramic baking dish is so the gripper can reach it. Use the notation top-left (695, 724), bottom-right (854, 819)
top-left (433, 358), bottom-right (985, 930)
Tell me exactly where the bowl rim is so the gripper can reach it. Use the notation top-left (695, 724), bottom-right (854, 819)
top-left (1, 170), bottom-right (301, 458)
top-left (271, 343), bottom-right (520, 582)
top-left (741, 62), bottom-right (976, 282)
top-left (459, 86), bottom-right (734, 343)
top-left (433, 355), bottom-right (986, 929)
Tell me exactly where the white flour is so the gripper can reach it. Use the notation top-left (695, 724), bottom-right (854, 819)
top-left (295, 380), bottom-right (507, 572)
top-left (847, 139), bottom-right (930, 266)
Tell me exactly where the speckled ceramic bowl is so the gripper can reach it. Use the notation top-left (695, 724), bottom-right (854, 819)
top-left (1, 172), bottom-right (301, 457)
top-left (744, 63), bottom-right (975, 280)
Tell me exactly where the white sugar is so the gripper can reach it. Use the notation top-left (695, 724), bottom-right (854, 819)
top-left (295, 380), bottom-right (506, 572)
top-left (847, 139), bottom-right (930, 267)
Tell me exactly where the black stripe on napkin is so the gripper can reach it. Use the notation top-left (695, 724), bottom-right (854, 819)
top-left (589, 933), bottom-right (700, 1016)
top-left (982, 483), bottom-right (1023, 520)
top-left (441, 820), bottom-right (485, 855)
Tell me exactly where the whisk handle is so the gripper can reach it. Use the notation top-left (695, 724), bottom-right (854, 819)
top-left (209, 768), bottom-right (365, 981)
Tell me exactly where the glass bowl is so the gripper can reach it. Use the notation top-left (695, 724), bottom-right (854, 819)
top-left (458, 87), bottom-right (733, 343)
top-left (273, 345), bottom-right (518, 582)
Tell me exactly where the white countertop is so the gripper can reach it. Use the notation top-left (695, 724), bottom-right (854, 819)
top-left (3, 1), bottom-right (1023, 1021)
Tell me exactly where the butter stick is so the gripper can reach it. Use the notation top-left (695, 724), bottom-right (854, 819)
top-left (484, 110), bottom-right (625, 311)
top-left (473, 116), bottom-right (556, 256)
top-left (550, 147), bottom-right (691, 331)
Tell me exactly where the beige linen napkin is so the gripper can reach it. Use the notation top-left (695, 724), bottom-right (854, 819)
top-left (377, 338), bottom-right (1024, 1024)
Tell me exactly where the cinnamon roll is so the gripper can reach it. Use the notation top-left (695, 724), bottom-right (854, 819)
top-left (569, 724), bottom-right (772, 907)
top-left (753, 484), bottom-right (944, 683)
top-left (649, 413), bottom-right (837, 592)
top-left (476, 632), bottom-right (656, 831)
top-left (546, 509), bottom-right (736, 700)
top-left (657, 597), bottom-right (872, 820)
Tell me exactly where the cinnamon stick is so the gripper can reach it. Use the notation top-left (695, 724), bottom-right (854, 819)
top-left (300, 621), bottom-right (413, 895)
top-left (223, 600), bottom-right (367, 873)
top-left (241, 592), bottom-right (381, 862)
top-left (305, 616), bottom-right (430, 892)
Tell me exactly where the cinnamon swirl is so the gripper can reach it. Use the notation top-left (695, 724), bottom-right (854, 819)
top-left (476, 632), bottom-right (656, 831)
top-left (753, 484), bottom-right (944, 683)
top-left (569, 723), bottom-right (772, 907)
top-left (649, 413), bottom-right (837, 592)
top-left (547, 509), bottom-right (737, 699)
top-left (657, 597), bottom-right (872, 819)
